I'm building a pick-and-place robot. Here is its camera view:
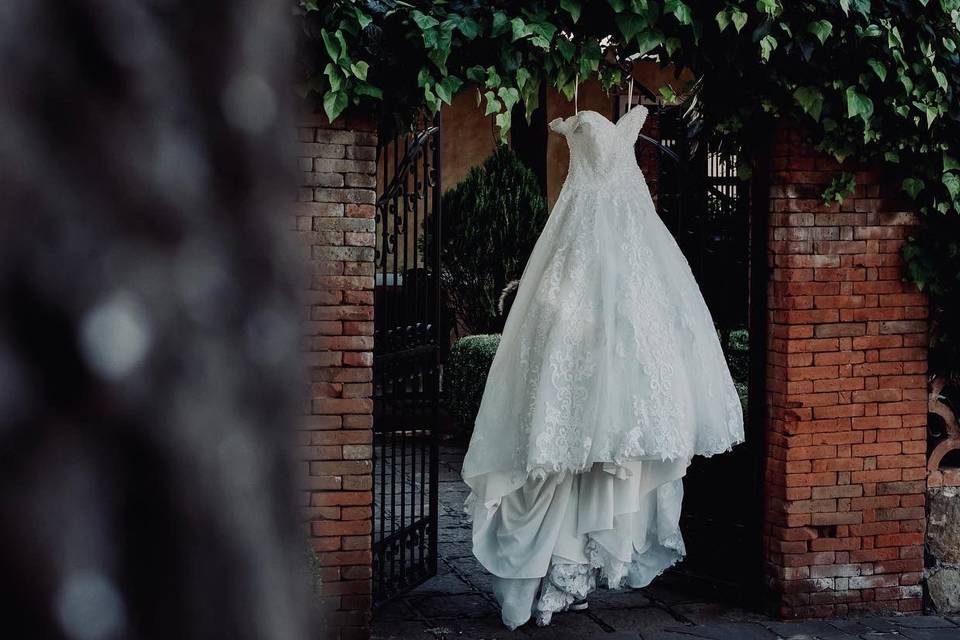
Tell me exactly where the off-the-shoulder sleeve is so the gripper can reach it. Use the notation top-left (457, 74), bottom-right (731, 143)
top-left (549, 116), bottom-right (571, 136)
top-left (617, 105), bottom-right (648, 138)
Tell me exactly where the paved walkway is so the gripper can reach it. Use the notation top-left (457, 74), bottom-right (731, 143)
top-left (372, 445), bottom-right (959, 640)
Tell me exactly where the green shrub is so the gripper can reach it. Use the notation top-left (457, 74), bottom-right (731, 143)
top-left (445, 334), bottom-right (501, 436)
top-left (433, 146), bottom-right (547, 335)
top-left (725, 328), bottom-right (750, 416)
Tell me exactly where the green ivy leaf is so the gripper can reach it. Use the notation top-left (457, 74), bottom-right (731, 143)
top-left (715, 10), bottom-right (730, 32)
top-left (867, 59), bottom-right (887, 82)
top-left (466, 66), bottom-right (485, 83)
top-left (521, 75), bottom-right (541, 122)
top-left (845, 87), bottom-right (874, 125)
top-left (411, 10), bottom-right (439, 31)
top-left (822, 172), bottom-right (857, 204)
top-left (495, 111), bottom-right (512, 138)
top-left (453, 15), bottom-right (480, 40)
top-left (324, 62), bottom-right (344, 91)
top-left (902, 177), bottom-right (924, 199)
top-left (636, 29), bottom-right (665, 56)
top-left (516, 67), bottom-right (531, 92)
top-left (320, 29), bottom-right (342, 62)
top-left (793, 86), bottom-right (824, 121)
top-left (579, 40), bottom-right (602, 77)
top-left (423, 85), bottom-right (439, 113)
top-left (839, 0), bottom-right (850, 15)
top-left (434, 82), bottom-right (452, 104)
top-left (665, 0), bottom-right (692, 25)
top-left (483, 91), bottom-right (500, 116)
top-left (354, 83), bottom-right (382, 99)
top-left (807, 20), bottom-right (833, 45)
top-left (334, 29), bottom-right (349, 61)
top-left (349, 61), bottom-right (369, 81)
top-left (943, 173), bottom-right (960, 200)
top-left (659, 84), bottom-right (677, 104)
top-left (528, 22), bottom-right (557, 49)
top-left (485, 67), bottom-right (501, 89)
top-left (557, 37), bottom-right (575, 61)
top-left (887, 24), bottom-right (903, 50)
top-left (323, 90), bottom-right (348, 121)
top-left (731, 9), bottom-right (748, 33)
top-left (491, 12), bottom-right (510, 37)
top-left (933, 67), bottom-right (948, 91)
top-left (944, 154), bottom-right (960, 172)
top-left (352, 7), bottom-right (372, 29)
top-left (510, 17), bottom-right (530, 42)
top-left (417, 68), bottom-right (432, 88)
top-left (899, 74), bottom-right (913, 94)
top-left (435, 76), bottom-right (463, 104)
top-left (756, 0), bottom-right (782, 16)
top-left (424, 23), bottom-right (454, 68)
top-left (617, 12), bottom-right (647, 42)
top-left (498, 86), bottom-right (520, 112)
top-left (760, 35), bottom-right (778, 62)
top-left (560, 0), bottom-right (581, 23)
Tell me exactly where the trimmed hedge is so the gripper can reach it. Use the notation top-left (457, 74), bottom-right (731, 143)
top-left (445, 334), bottom-right (501, 437)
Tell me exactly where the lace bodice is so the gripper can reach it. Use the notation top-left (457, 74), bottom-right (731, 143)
top-left (548, 106), bottom-right (648, 186)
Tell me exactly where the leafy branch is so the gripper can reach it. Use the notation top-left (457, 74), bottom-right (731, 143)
top-left (297, 0), bottom-right (960, 372)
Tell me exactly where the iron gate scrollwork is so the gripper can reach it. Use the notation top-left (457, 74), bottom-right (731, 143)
top-left (372, 117), bottom-right (443, 605)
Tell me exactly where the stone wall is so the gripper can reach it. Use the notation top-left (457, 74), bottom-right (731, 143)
top-left (296, 111), bottom-right (378, 640)
top-left (926, 481), bottom-right (960, 613)
top-left (763, 123), bottom-right (929, 617)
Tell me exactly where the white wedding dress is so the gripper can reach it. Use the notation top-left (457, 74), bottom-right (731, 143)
top-left (460, 105), bottom-right (745, 629)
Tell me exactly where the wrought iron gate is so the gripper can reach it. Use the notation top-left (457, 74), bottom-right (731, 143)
top-left (616, 96), bottom-right (766, 602)
top-left (372, 118), bottom-right (443, 605)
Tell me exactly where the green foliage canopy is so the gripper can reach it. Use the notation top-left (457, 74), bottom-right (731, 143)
top-left (298, 0), bottom-right (960, 371)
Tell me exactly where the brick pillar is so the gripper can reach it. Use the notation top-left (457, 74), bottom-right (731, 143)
top-left (763, 122), bottom-right (929, 617)
top-left (296, 111), bottom-right (378, 640)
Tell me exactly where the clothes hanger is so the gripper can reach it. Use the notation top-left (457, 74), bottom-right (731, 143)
top-left (574, 72), bottom-right (579, 115)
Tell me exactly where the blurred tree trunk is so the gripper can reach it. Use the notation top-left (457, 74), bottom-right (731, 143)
top-left (0, 1), bottom-right (311, 639)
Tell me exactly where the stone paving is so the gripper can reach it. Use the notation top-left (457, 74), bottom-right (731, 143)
top-left (372, 445), bottom-right (960, 640)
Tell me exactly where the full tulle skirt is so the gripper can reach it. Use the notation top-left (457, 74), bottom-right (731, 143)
top-left (465, 458), bottom-right (688, 629)
top-left (461, 152), bottom-right (743, 629)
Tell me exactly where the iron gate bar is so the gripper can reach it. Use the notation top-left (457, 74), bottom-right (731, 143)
top-left (372, 115), bottom-right (442, 605)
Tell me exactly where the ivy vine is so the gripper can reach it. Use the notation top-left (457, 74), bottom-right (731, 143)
top-left (297, 0), bottom-right (960, 373)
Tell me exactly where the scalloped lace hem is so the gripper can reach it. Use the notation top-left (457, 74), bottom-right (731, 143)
top-left (534, 536), bottom-right (685, 626)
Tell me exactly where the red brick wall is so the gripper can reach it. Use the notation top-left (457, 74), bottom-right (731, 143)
top-left (763, 123), bottom-right (929, 617)
top-left (296, 111), bottom-right (378, 640)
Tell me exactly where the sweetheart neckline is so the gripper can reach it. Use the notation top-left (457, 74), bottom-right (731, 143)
top-left (560, 106), bottom-right (648, 128)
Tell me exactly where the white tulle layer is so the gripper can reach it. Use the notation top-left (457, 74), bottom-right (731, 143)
top-left (463, 458), bottom-right (688, 629)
